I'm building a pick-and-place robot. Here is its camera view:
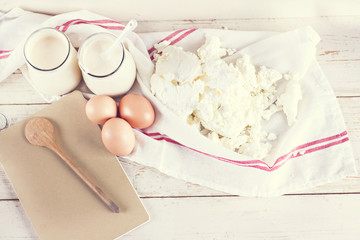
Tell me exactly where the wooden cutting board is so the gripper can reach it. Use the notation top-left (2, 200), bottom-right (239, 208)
top-left (0, 91), bottom-right (149, 240)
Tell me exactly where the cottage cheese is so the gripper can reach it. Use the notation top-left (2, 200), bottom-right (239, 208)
top-left (150, 35), bottom-right (302, 159)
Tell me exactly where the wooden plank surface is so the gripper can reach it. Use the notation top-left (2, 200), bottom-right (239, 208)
top-left (0, 15), bottom-right (359, 239)
top-left (0, 96), bottom-right (359, 199)
top-left (0, 62), bottom-right (359, 105)
top-left (1, 194), bottom-right (360, 240)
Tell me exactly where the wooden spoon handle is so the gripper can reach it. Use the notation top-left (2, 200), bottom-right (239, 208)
top-left (47, 142), bottom-right (120, 213)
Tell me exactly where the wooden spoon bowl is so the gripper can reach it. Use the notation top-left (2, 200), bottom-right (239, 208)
top-left (25, 117), bottom-right (56, 147)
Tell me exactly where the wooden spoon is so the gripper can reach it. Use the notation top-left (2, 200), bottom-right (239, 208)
top-left (24, 117), bottom-right (120, 213)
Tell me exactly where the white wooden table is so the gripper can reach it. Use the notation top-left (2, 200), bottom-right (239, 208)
top-left (1, 16), bottom-right (360, 239)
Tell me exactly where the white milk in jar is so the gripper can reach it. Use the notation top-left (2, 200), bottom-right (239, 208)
top-left (78, 32), bottom-right (136, 97)
top-left (24, 27), bottom-right (81, 96)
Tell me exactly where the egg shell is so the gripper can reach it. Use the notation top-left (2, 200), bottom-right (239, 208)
top-left (85, 95), bottom-right (117, 125)
top-left (101, 118), bottom-right (135, 156)
top-left (119, 94), bottom-right (155, 129)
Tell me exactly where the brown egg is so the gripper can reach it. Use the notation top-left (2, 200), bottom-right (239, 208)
top-left (119, 94), bottom-right (155, 129)
top-left (101, 118), bottom-right (135, 156)
top-left (85, 95), bottom-right (117, 125)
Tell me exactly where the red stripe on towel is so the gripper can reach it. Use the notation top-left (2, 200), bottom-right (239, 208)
top-left (147, 29), bottom-right (187, 54)
top-left (0, 54), bottom-right (10, 59)
top-left (56, 18), bottom-right (125, 32)
top-left (150, 28), bottom-right (198, 60)
top-left (0, 49), bottom-right (13, 59)
top-left (0, 50), bottom-right (12, 54)
top-left (140, 130), bottom-right (349, 172)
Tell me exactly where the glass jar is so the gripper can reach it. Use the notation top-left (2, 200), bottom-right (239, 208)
top-left (78, 32), bottom-right (136, 97)
top-left (24, 27), bottom-right (81, 96)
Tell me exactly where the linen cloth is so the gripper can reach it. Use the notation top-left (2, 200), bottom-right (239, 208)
top-left (0, 8), bottom-right (356, 196)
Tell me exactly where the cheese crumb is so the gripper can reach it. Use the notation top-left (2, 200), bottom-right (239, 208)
top-left (276, 74), bottom-right (302, 126)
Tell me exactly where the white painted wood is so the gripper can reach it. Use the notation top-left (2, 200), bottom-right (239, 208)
top-left (128, 195), bottom-right (360, 239)
top-left (2, 156), bottom-right (360, 201)
top-left (2, 194), bottom-right (360, 239)
top-left (0, 15), bottom-right (360, 240)
top-left (338, 98), bottom-right (360, 174)
top-left (0, 104), bottom-right (45, 127)
top-left (0, 97), bottom-right (359, 200)
top-left (136, 16), bottom-right (360, 61)
top-left (3, 0), bottom-right (360, 21)
top-left (320, 61), bottom-right (360, 96)
top-left (0, 74), bottom-right (46, 105)
top-left (0, 62), bottom-right (359, 107)
top-left (0, 201), bottom-right (37, 239)
top-left (0, 166), bottom-right (17, 199)
top-left (1, 17), bottom-right (360, 103)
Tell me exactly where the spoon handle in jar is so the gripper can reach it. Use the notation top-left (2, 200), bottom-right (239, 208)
top-left (102, 19), bottom-right (137, 60)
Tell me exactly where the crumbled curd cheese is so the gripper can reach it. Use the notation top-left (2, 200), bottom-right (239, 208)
top-left (276, 73), bottom-right (302, 126)
top-left (150, 35), bottom-right (302, 159)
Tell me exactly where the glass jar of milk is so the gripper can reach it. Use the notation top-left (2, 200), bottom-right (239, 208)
top-left (24, 27), bottom-right (81, 96)
top-left (78, 32), bottom-right (136, 97)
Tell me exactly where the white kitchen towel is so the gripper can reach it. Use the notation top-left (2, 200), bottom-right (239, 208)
top-left (0, 8), bottom-right (356, 196)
